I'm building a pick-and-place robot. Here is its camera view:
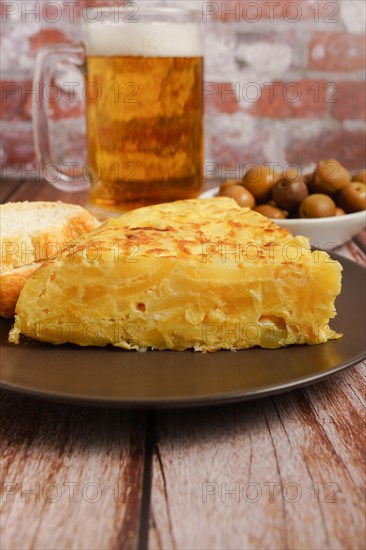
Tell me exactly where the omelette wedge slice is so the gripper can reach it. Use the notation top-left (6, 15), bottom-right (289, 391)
top-left (9, 198), bottom-right (342, 351)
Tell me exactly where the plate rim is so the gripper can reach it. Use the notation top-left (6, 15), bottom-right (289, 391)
top-left (1, 348), bottom-right (365, 408)
top-left (1, 253), bottom-right (365, 408)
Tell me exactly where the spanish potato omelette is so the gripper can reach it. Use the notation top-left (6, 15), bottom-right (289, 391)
top-left (9, 198), bottom-right (342, 351)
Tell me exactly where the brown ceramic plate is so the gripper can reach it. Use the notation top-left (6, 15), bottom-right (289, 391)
top-left (0, 254), bottom-right (365, 408)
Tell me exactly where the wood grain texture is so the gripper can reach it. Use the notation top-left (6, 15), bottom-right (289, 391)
top-left (3, 179), bottom-right (89, 206)
top-left (1, 179), bottom-right (365, 550)
top-left (0, 392), bottom-right (147, 550)
top-left (149, 363), bottom-right (366, 550)
top-left (354, 228), bottom-right (366, 252)
top-left (0, 179), bottom-right (24, 204)
top-left (336, 240), bottom-right (366, 266)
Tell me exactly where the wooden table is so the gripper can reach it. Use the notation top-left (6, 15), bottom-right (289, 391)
top-left (1, 178), bottom-right (365, 550)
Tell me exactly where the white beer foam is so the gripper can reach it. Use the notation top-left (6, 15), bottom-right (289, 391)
top-left (82, 21), bottom-right (204, 58)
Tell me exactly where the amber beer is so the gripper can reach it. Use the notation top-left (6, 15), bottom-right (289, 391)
top-left (82, 15), bottom-right (204, 212)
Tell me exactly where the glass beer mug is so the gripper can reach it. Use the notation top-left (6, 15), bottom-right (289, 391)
top-left (34, 5), bottom-right (204, 216)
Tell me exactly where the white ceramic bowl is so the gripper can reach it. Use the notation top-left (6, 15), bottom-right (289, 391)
top-left (201, 187), bottom-right (366, 249)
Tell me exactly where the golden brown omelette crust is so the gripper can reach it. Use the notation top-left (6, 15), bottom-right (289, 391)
top-left (9, 198), bottom-right (343, 351)
top-left (61, 198), bottom-right (293, 265)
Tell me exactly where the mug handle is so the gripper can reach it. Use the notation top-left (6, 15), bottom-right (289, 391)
top-left (33, 44), bottom-right (90, 192)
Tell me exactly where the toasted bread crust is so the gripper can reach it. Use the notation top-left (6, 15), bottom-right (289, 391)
top-left (0, 266), bottom-right (39, 318)
top-left (1, 202), bottom-right (100, 271)
top-left (1, 201), bottom-right (100, 316)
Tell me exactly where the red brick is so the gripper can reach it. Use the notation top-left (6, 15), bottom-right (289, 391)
top-left (332, 81), bottom-right (366, 121)
top-left (1, 2), bottom-right (20, 20)
top-left (308, 32), bottom-right (365, 72)
top-left (0, 79), bottom-right (84, 122)
top-left (76, 0), bottom-right (126, 19)
top-left (46, 0), bottom-right (83, 20)
top-left (55, 125), bottom-right (87, 165)
top-left (0, 126), bottom-right (36, 166)
top-left (208, 118), bottom-right (266, 169)
top-left (29, 29), bottom-right (72, 52)
top-left (27, 2), bottom-right (126, 29)
top-left (204, 83), bottom-right (240, 115)
top-left (48, 82), bottom-right (84, 121)
top-left (301, 0), bottom-right (340, 22)
top-left (248, 80), bottom-right (327, 119)
top-left (208, 1), bottom-right (278, 22)
top-left (41, 3), bottom-right (63, 22)
top-left (207, 1), bottom-right (334, 22)
top-left (236, 30), bottom-right (302, 70)
top-left (286, 130), bottom-right (366, 171)
top-left (0, 80), bottom-right (32, 121)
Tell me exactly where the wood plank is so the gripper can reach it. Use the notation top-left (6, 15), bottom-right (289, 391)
top-left (0, 392), bottom-right (147, 550)
top-left (149, 363), bottom-right (365, 550)
top-left (354, 228), bottom-right (366, 253)
top-left (4, 179), bottom-right (89, 207)
top-left (336, 238), bottom-right (366, 265)
top-left (1, 178), bottom-right (221, 206)
top-left (0, 179), bottom-right (24, 204)
top-left (1, 178), bottom-right (222, 204)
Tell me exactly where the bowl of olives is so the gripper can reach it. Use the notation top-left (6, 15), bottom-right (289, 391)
top-left (204, 161), bottom-right (366, 249)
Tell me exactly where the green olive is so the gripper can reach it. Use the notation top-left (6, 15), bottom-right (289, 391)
top-left (313, 159), bottom-right (350, 195)
top-left (304, 171), bottom-right (315, 188)
top-left (219, 185), bottom-right (256, 208)
top-left (255, 205), bottom-right (286, 219)
top-left (219, 180), bottom-right (238, 192)
top-left (299, 194), bottom-right (336, 218)
top-left (242, 165), bottom-right (281, 204)
top-left (272, 177), bottom-right (309, 212)
top-left (335, 207), bottom-right (346, 216)
top-left (352, 170), bottom-right (366, 185)
top-left (282, 167), bottom-right (302, 181)
top-left (337, 182), bottom-right (366, 213)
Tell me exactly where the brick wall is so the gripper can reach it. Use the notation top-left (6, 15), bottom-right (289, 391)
top-left (1, 0), bottom-right (365, 183)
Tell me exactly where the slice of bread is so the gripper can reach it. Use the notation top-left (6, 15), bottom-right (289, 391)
top-left (0, 201), bottom-right (100, 317)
